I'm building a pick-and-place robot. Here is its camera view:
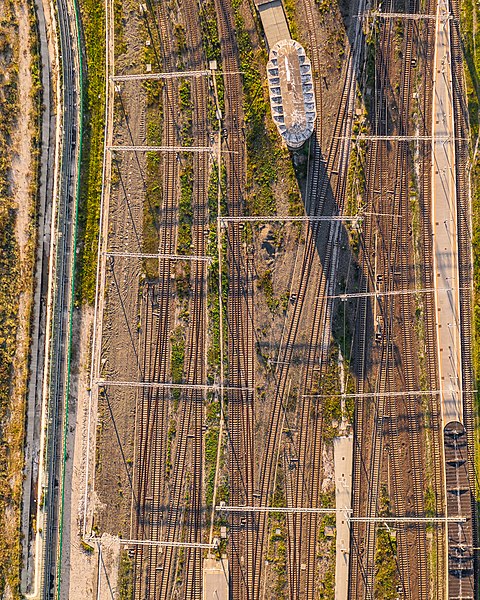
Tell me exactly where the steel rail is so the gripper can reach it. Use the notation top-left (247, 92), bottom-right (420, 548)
top-left (40, 0), bottom-right (82, 596)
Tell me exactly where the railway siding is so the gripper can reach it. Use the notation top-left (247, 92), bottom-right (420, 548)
top-left (72, 1), bottom-right (479, 598)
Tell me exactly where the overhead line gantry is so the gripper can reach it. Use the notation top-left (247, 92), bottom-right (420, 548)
top-left (215, 505), bottom-right (466, 523)
top-left (108, 145), bottom-right (216, 153)
top-left (95, 380), bottom-right (254, 393)
top-left (111, 70), bottom-right (210, 81)
top-left (105, 251), bottom-right (212, 262)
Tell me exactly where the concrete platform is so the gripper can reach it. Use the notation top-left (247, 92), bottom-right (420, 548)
top-left (256, 0), bottom-right (290, 49)
top-left (334, 435), bottom-right (353, 600)
top-left (431, 0), bottom-right (463, 427)
top-left (203, 557), bottom-right (229, 600)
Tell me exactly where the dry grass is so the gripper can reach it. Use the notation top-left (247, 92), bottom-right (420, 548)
top-left (0, 0), bottom-right (41, 596)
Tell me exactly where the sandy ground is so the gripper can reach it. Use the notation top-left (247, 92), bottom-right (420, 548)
top-left (61, 307), bottom-right (96, 600)
top-left (12, 3), bottom-right (33, 256)
top-left (61, 0), bottom-right (122, 595)
top-left (61, 307), bottom-right (121, 600)
top-left (7, 2), bottom-right (34, 596)
top-left (11, 6), bottom-right (33, 412)
top-left (11, 6), bottom-right (33, 368)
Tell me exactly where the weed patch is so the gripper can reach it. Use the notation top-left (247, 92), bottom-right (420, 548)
top-left (76, 0), bottom-right (106, 304)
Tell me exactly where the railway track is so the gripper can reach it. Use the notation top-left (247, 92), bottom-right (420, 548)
top-left (129, 0), bottom-right (212, 597)
top-left (213, 1), bottom-right (257, 598)
top-left (132, 1), bottom-right (179, 596)
top-left (417, 5), bottom-right (447, 591)
top-left (110, 0), bottom-right (475, 598)
top-left (280, 1), bottom-right (367, 597)
top-left (349, 2), bottom-right (445, 598)
top-left (449, 0), bottom-right (476, 595)
top-left (249, 0), bottom-right (377, 597)
top-left (169, 2), bottom-right (210, 596)
top-left (41, 0), bottom-right (81, 596)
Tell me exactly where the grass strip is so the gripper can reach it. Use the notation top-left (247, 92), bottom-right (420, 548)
top-left (76, 0), bottom-right (106, 304)
top-left (461, 0), bottom-right (480, 519)
top-left (231, 0), bottom-right (279, 215)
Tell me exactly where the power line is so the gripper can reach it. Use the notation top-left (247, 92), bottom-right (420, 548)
top-left (112, 70), bottom-right (210, 81)
top-left (108, 145), bottom-right (214, 153)
top-left (105, 251), bottom-right (211, 262)
top-left (95, 380), bottom-right (254, 392)
top-left (218, 216), bottom-right (360, 223)
top-left (339, 135), bottom-right (467, 142)
top-left (88, 536), bottom-right (217, 549)
top-left (302, 390), bottom-right (442, 399)
top-left (215, 505), bottom-right (465, 523)
top-left (324, 287), bottom-right (451, 300)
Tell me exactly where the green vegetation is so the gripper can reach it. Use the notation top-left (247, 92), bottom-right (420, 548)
top-left (232, 0), bottom-right (278, 215)
top-left (333, 294), bottom-right (354, 363)
top-left (267, 469), bottom-right (288, 598)
top-left (113, 0), bottom-right (127, 56)
top-left (317, 347), bottom-right (342, 441)
top-left (77, 0), bottom-right (106, 303)
top-left (118, 551), bottom-right (134, 599)
top-left (0, 112), bottom-right (22, 600)
top-left (142, 37), bottom-right (163, 279)
top-left (346, 118), bottom-right (367, 217)
top-left (166, 420), bottom-right (177, 476)
top-left (143, 147), bottom-right (162, 279)
top-left (80, 539), bottom-right (94, 554)
top-left (176, 80), bottom-right (194, 301)
top-left (204, 167), bottom-right (227, 512)
top-left (461, 0), bottom-right (480, 141)
top-left (199, 0), bottom-right (224, 122)
top-left (231, 1), bottom-right (303, 217)
top-left (409, 176), bottom-right (429, 392)
top-left (205, 398), bottom-right (221, 506)
top-left (171, 327), bottom-right (186, 403)
top-left (199, 0), bottom-right (221, 64)
top-left (364, 20), bottom-right (380, 112)
top-left (207, 164), bottom-right (227, 381)
top-left (317, 492), bottom-right (336, 599)
top-left (283, 0), bottom-right (298, 40)
top-left (310, 337), bottom-right (356, 440)
top-left (178, 164), bottom-right (194, 256)
top-left (316, 0), bottom-right (333, 15)
top-left (375, 527), bottom-right (398, 599)
top-left (461, 0), bottom-right (480, 510)
top-left (374, 486), bottom-right (398, 599)
top-left (179, 79), bottom-right (193, 143)
top-left (258, 268), bottom-right (277, 312)
top-left (318, 564), bottom-right (335, 600)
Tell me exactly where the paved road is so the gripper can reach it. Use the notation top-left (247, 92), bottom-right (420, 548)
top-left (431, 0), bottom-right (463, 427)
